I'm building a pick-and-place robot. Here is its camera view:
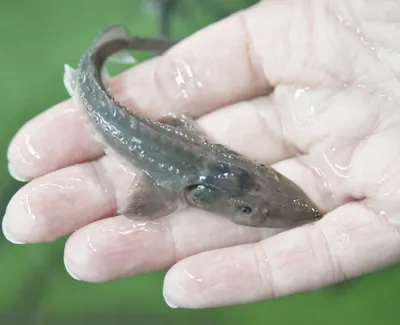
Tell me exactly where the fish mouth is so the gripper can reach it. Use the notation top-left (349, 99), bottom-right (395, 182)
top-left (294, 214), bottom-right (324, 227)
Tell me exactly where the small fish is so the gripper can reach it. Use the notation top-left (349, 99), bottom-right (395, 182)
top-left (63, 25), bottom-right (323, 228)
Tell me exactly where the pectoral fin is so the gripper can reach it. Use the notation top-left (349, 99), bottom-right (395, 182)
top-left (119, 172), bottom-right (182, 220)
top-left (63, 64), bottom-right (77, 97)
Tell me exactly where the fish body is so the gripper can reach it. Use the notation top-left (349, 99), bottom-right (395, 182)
top-left (63, 25), bottom-right (323, 228)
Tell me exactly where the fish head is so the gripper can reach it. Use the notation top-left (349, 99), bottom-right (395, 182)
top-left (229, 163), bottom-right (323, 228)
top-left (229, 193), bottom-right (323, 228)
top-left (184, 161), bottom-right (323, 228)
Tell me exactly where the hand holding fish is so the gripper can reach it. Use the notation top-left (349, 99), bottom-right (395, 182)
top-left (4, 0), bottom-right (400, 309)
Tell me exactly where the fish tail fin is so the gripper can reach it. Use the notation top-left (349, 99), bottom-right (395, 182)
top-left (93, 25), bottom-right (137, 65)
top-left (94, 25), bottom-right (131, 48)
top-left (95, 25), bottom-right (178, 58)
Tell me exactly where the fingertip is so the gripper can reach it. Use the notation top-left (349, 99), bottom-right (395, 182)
top-left (7, 163), bottom-right (29, 182)
top-left (64, 257), bottom-right (81, 281)
top-left (163, 289), bottom-right (179, 309)
top-left (163, 262), bottom-right (204, 309)
top-left (163, 267), bottom-right (184, 308)
top-left (2, 214), bottom-right (26, 244)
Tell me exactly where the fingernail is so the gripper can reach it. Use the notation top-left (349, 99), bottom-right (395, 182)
top-left (8, 163), bottom-right (28, 182)
top-left (64, 259), bottom-right (81, 281)
top-left (163, 290), bottom-right (179, 308)
top-left (2, 214), bottom-right (25, 244)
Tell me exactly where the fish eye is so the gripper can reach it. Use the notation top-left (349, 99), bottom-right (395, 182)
top-left (239, 205), bottom-right (252, 214)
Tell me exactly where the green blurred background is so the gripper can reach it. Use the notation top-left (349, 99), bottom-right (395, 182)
top-left (1, 0), bottom-right (399, 324)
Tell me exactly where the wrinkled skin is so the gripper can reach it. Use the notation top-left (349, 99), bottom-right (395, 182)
top-left (4, 0), bottom-right (400, 309)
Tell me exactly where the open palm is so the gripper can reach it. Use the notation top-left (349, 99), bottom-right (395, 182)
top-left (4, 0), bottom-right (400, 308)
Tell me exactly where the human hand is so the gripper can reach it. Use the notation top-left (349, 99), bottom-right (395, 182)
top-left (4, 0), bottom-right (400, 308)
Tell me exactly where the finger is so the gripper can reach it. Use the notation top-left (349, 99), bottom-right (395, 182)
top-left (62, 212), bottom-right (278, 282)
top-left (108, 3), bottom-right (270, 119)
top-left (2, 156), bottom-right (120, 244)
top-left (7, 102), bottom-right (103, 181)
top-left (162, 201), bottom-right (400, 308)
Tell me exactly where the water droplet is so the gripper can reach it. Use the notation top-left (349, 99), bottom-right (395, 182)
top-left (173, 59), bottom-right (203, 100)
top-left (322, 147), bottom-right (352, 179)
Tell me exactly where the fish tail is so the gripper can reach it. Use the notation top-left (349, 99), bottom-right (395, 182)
top-left (92, 25), bottom-right (132, 50)
top-left (92, 25), bottom-right (178, 58)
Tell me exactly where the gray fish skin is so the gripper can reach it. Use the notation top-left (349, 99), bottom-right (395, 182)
top-left (64, 25), bottom-right (323, 228)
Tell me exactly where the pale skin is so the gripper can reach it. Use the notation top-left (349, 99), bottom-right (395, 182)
top-left (4, 0), bottom-right (400, 309)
